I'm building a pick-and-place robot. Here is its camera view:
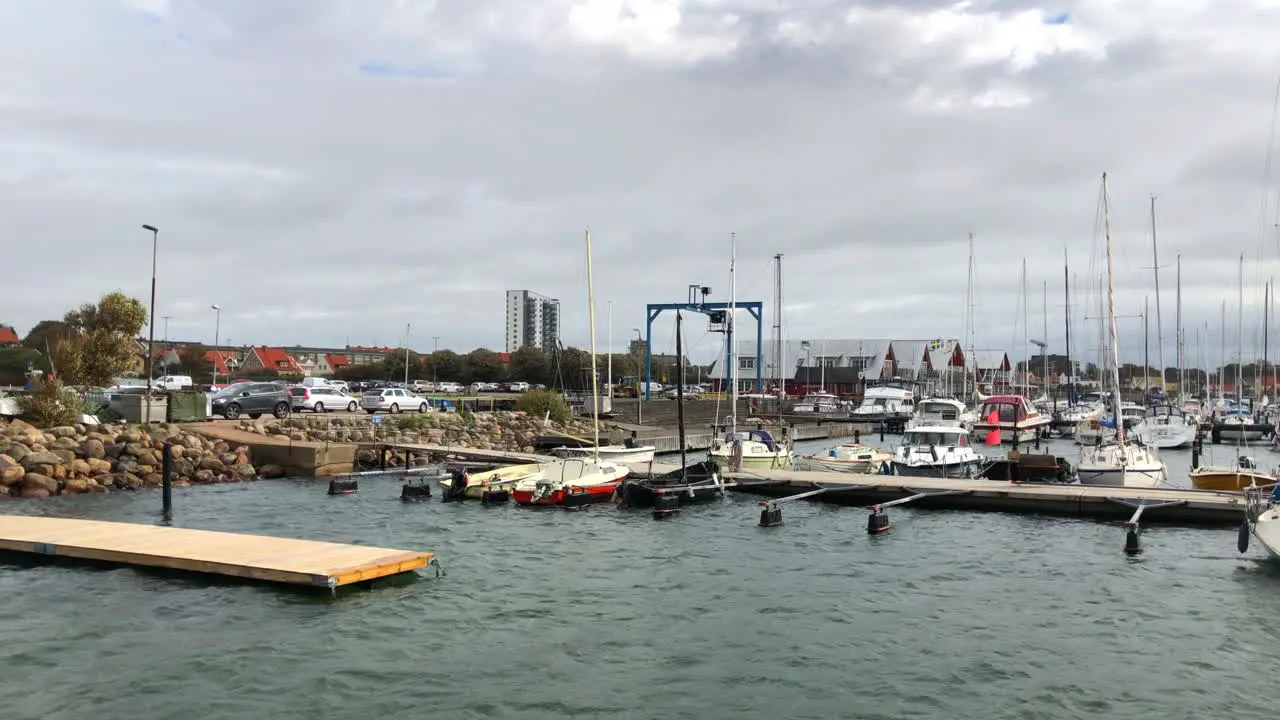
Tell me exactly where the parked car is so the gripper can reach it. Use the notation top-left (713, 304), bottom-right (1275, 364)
top-left (435, 382), bottom-right (464, 394)
top-left (360, 387), bottom-right (431, 414)
top-left (507, 381), bottom-right (530, 392)
top-left (289, 385), bottom-right (360, 413)
top-left (210, 382), bottom-right (292, 420)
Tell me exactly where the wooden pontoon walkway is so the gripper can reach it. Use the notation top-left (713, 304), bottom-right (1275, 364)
top-left (629, 463), bottom-right (1247, 525)
top-left (0, 516), bottom-right (432, 591)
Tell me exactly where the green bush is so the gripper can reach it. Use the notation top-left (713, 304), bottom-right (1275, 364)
top-left (515, 389), bottom-right (571, 425)
top-left (17, 376), bottom-right (80, 428)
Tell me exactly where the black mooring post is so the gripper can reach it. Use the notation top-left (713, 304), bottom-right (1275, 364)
top-left (1191, 438), bottom-right (1201, 470)
top-left (380, 445), bottom-right (388, 471)
top-left (879, 422), bottom-right (885, 442)
top-left (161, 442), bottom-right (173, 516)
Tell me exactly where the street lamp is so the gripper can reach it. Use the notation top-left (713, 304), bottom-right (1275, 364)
top-left (142, 224), bottom-right (159, 424)
top-left (211, 304), bottom-right (222, 386)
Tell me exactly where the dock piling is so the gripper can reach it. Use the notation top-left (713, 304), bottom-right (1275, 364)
top-left (1109, 498), bottom-right (1187, 554)
top-left (161, 443), bottom-right (174, 519)
top-left (865, 488), bottom-right (969, 534)
top-left (756, 486), bottom-right (833, 526)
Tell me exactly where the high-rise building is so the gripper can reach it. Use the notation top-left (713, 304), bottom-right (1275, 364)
top-left (505, 290), bottom-right (560, 353)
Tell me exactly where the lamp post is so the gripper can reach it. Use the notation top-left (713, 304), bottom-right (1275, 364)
top-left (432, 336), bottom-right (439, 385)
top-left (211, 304), bottom-right (222, 386)
top-left (142, 224), bottom-right (159, 424)
top-left (632, 328), bottom-right (643, 424)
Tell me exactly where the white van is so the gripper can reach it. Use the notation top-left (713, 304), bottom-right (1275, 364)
top-left (301, 377), bottom-right (348, 392)
top-left (155, 375), bottom-right (193, 391)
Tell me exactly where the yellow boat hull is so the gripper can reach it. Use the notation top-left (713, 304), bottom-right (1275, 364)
top-left (1190, 468), bottom-right (1276, 492)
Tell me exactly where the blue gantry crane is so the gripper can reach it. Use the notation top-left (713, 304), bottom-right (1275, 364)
top-left (643, 284), bottom-right (763, 401)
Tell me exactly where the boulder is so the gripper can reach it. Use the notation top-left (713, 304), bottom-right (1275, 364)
top-left (20, 472), bottom-right (57, 494)
top-left (48, 426), bottom-right (78, 438)
top-left (104, 443), bottom-right (125, 459)
top-left (67, 459), bottom-right (91, 477)
top-left (0, 456), bottom-right (23, 487)
top-left (258, 464), bottom-right (286, 479)
top-left (81, 438), bottom-right (106, 459)
top-left (194, 469), bottom-right (215, 484)
top-left (21, 451), bottom-right (64, 470)
top-left (231, 464), bottom-right (257, 481)
top-left (86, 458), bottom-right (112, 475)
top-left (63, 477), bottom-right (90, 494)
top-left (50, 449), bottom-right (75, 464)
top-left (20, 486), bottom-right (50, 498)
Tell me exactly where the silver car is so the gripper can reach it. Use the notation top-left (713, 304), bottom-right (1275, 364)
top-left (290, 385), bottom-right (360, 413)
top-left (360, 387), bottom-right (432, 414)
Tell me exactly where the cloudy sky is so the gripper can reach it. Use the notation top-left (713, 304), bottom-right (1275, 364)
top-left (3, 0), bottom-right (1280, 370)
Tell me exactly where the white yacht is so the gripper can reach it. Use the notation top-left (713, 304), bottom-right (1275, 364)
top-left (850, 382), bottom-right (916, 430)
top-left (1219, 408), bottom-right (1268, 443)
top-left (793, 443), bottom-right (891, 474)
top-left (906, 397), bottom-right (975, 430)
top-left (1132, 404), bottom-right (1197, 449)
top-left (971, 395), bottom-right (1052, 444)
top-left (1056, 402), bottom-right (1101, 438)
top-left (891, 426), bottom-right (985, 478)
top-left (792, 391), bottom-right (846, 415)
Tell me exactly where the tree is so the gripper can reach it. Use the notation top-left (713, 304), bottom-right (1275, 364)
top-left (382, 348), bottom-right (425, 381)
top-left (465, 348), bottom-right (506, 383)
top-left (334, 363), bottom-right (377, 381)
top-left (424, 350), bottom-right (465, 383)
top-left (515, 388), bottom-right (571, 424)
top-left (22, 320), bottom-right (68, 352)
top-left (508, 347), bottom-right (551, 385)
top-left (178, 344), bottom-right (213, 384)
top-left (0, 347), bottom-right (50, 384)
top-left (56, 292), bottom-right (147, 387)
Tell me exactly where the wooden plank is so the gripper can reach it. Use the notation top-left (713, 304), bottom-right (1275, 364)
top-left (0, 516), bottom-right (431, 589)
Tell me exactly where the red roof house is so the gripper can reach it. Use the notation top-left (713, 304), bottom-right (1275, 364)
top-left (324, 354), bottom-right (351, 373)
top-left (241, 346), bottom-right (303, 375)
top-left (0, 326), bottom-right (20, 347)
top-left (204, 350), bottom-right (240, 376)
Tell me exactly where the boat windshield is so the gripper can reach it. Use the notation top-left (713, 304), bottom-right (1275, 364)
top-left (904, 431), bottom-right (965, 446)
top-left (921, 402), bottom-right (959, 420)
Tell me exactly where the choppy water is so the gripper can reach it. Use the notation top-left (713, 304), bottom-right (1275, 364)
top-left (3, 436), bottom-right (1280, 720)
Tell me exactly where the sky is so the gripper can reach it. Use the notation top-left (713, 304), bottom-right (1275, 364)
top-left (3, 0), bottom-right (1280, 370)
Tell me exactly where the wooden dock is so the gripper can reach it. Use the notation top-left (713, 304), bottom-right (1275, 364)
top-left (628, 462), bottom-right (1247, 526)
top-left (0, 516), bottom-right (433, 591)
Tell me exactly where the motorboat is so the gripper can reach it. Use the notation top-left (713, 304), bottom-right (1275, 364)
top-left (891, 426), bottom-right (985, 478)
top-left (850, 382), bottom-right (916, 432)
top-left (793, 442), bottom-right (891, 474)
top-left (1241, 484), bottom-right (1280, 560)
top-left (709, 427), bottom-right (790, 470)
top-left (1133, 404), bottom-right (1197, 449)
top-left (1217, 409), bottom-right (1270, 443)
top-left (1056, 402), bottom-right (1101, 438)
top-left (510, 458), bottom-right (630, 506)
top-left (1190, 455), bottom-right (1278, 492)
top-left (792, 391), bottom-right (847, 415)
top-left (971, 395), bottom-right (1051, 444)
top-left (439, 463), bottom-right (543, 500)
top-left (906, 397), bottom-right (975, 431)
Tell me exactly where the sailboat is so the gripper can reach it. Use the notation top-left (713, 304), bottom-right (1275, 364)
top-left (550, 285), bottom-right (657, 465)
top-left (708, 233), bottom-right (790, 470)
top-left (618, 310), bottom-right (723, 508)
top-left (1076, 173), bottom-right (1168, 488)
top-left (511, 229), bottom-right (630, 506)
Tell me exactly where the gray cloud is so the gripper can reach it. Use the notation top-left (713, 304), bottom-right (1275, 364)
top-left (1, 0), bottom-right (1279, 372)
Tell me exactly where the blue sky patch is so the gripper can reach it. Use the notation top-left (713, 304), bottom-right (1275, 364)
top-left (1044, 12), bottom-right (1070, 25)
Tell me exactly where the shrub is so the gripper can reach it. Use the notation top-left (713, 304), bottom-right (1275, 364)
top-left (17, 376), bottom-right (80, 428)
top-left (515, 389), bottom-right (571, 425)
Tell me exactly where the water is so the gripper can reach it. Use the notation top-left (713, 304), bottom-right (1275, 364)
top-left (3, 436), bottom-right (1280, 720)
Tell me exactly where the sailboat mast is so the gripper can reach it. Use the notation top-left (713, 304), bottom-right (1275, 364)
top-left (585, 229), bottom-right (601, 459)
top-left (1144, 296), bottom-right (1150, 397)
top-left (773, 253), bottom-right (783, 398)
top-left (1220, 300), bottom-right (1226, 402)
top-left (1022, 258), bottom-right (1029, 393)
top-left (729, 232), bottom-right (738, 435)
top-left (607, 300), bottom-right (613, 403)
top-left (1101, 173), bottom-right (1125, 445)
top-left (1176, 254), bottom-right (1183, 402)
top-left (1238, 253), bottom-right (1244, 405)
top-left (676, 311), bottom-right (687, 479)
top-left (1064, 249), bottom-right (1072, 405)
top-left (1264, 280), bottom-right (1271, 403)
top-left (965, 233), bottom-right (976, 400)
top-left (1042, 280), bottom-right (1048, 399)
top-left (1150, 196), bottom-right (1165, 393)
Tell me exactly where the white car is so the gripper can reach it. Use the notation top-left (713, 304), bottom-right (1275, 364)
top-left (435, 382), bottom-right (464, 394)
top-left (507, 381), bottom-right (530, 392)
top-left (289, 385), bottom-right (360, 413)
top-left (361, 388), bottom-right (432, 414)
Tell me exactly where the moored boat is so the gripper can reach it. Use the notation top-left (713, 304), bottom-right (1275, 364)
top-left (1190, 455), bottom-right (1278, 492)
top-left (890, 425), bottom-right (984, 478)
top-left (440, 463), bottom-right (543, 500)
top-left (971, 395), bottom-right (1051, 444)
top-left (793, 442), bottom-right (891, 474)
top-left (551, 442), bottom-right (656, 464)
top-left (1133, 404), bottom-right (1197, 449)
top-left (510, 458), bottom-right (629, 506)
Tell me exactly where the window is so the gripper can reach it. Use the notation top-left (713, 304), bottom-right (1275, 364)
top-left (276, 360), bottom-right (290, 369)
top-left (738, 357), bottom-right (755, 370)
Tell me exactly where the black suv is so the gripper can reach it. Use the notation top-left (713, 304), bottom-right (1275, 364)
top-left (210, 382), bottom-right (292, 420)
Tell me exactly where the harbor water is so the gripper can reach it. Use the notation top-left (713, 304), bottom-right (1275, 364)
top-left (3, 436), bottom-right (1279, 719)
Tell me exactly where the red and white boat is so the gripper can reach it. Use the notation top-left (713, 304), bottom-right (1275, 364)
top-left (510, 458), bottom-right (630, 507)
top-left (971, 395), bottom-right (1051, 444)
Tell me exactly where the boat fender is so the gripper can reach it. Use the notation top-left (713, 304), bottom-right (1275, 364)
top-left (1238, 521), bottom-right (1251, 553)
top-left (929, 445), bottom-right (938, 462)
top-left (880, 461), bottom-right (891, 475)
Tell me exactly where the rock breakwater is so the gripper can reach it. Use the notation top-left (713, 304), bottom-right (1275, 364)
top-left (0, 418), bottom-right (263, 499)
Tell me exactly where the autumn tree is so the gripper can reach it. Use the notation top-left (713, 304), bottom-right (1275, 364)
top-left (22, 319), bottom-right (68, 353)
top-left (178, 344), bottom-right (213, 384)
top-left (464, 348), bottom-right (506, 384)
top-left (56, 292), bottom-right (148, 387)
top-left (423, 350), bottom-right (464, 383)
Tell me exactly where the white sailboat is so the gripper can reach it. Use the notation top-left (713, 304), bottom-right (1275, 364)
top-left (1077, 173), bottom-right (1168, 488)
top-left (710, 234), bottom-right (790, 470)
